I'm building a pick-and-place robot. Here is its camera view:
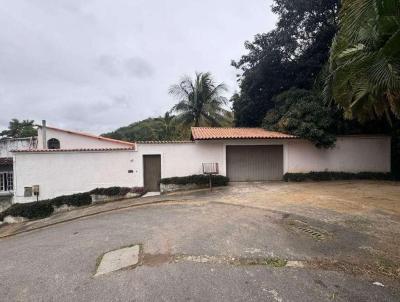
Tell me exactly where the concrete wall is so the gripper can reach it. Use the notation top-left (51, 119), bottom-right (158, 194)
top-left (286, 136), bottom-right (391, 173)
top-left (37, 127), bottom-right (131, 149)
top-left (12, 135), bottom-right (391, 203)
top-left (0, 138), bottom-right (32, 157)
top-left (13, 150), bottom-right (137, 203)
top-left (134, 142), bottom-right (223, 186)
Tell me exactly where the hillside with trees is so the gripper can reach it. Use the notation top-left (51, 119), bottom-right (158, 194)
top-left (103, 72), bottom-right (233, 141)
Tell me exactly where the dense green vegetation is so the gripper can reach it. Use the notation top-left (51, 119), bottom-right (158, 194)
top-left (231, 0), bottom-right (339, 127)
top-left (160, 174), bottom-right (229, 186)
top-left (324, 0), bottom-right (400, 122)
top-left (103, 111), bottom-right (233, 142)
top-left (0, 119), bottom-right (37, 138)
top-left (103, 72), bottom-right (233, 142)
top-left (170, 72), bottom-right (230, 127)
top-left (263, 89), bottom-right (337, 148)
top-left (103, 114), bottom-right (189, 142)
top-left (284, 172), bottom-right (394, 182)
top-left (0, 187), bottom-right (145, 222)
top-left (232, 0), bottom-right (399, 177)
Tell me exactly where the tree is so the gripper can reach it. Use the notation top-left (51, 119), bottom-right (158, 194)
top-left (169, 72), bottom-right (228, 127)
top-left (0, 119), bottom-right (37, 138)
top-left (324, 0), bottom-right (400, 122)
top-left (102, 113), bottom-right (191, 142)
top-left (263, 89), bottom-right (337, 147)
top-left (232, 0), bottom-right (339, 126)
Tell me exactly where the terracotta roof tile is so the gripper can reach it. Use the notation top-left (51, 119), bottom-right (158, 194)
top-left (191, 127), bottom-right (297, 140)
top-left (38, 125), bottom-right (135, 147)
top-left (137, 141), bottom-right (194, 144)
top-left (12, 148), bottom-right (135, 153)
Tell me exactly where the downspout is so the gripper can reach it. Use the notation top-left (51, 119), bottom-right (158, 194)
top-left (42, 120), bottom-right (47, 149)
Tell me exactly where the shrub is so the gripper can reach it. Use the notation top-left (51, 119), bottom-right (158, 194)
top-left (283, 172), bottom-right (394, 182)
top-left (0, 201), bottom-right (54, 221)
top-left (0, 187), bottom-right (146, 222)
top-left (49, 193), bottom-right (92, 208)
top-left (89, 187), bottom-right (146, 196)
top-left (160, 174), bottom-right (229, 186)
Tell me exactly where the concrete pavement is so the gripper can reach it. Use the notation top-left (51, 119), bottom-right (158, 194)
top-left (0, 181), bottom-right (399, 301)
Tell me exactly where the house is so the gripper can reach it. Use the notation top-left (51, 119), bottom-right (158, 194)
top-left (11, 121), bottom-right (391, 203)
top-left (0, 137), bottom-right (36, 205)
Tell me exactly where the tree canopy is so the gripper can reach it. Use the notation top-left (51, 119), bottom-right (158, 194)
top-left (102, 115), bottom-right (188, 142)
top-left (263, 89), bottom-right (337, 148)
top-left (232, 0), bottom-right (339, 126)
top-left (169, 72), bottom-right (229, 127)
top-left (324, 0), bottom-right (400, 122)
top-left (0, 119), bottom-right (37, 138)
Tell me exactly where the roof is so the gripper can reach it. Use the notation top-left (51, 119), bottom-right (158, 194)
top-left (137, 140), bottom-right (194, 144)
top-left (38, 125), bottom-right (136, 148)
top-left (191, 127), bottom-right (297, 140)
top-left (12, 148), bottom-right (135, 153)
top-left (0, 157), bottom-right (13, 166)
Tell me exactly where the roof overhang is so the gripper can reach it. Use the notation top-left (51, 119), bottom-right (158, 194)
top-left (37, 124), bottom-right (136, 149)
top-left (11, 148), bottom-right (135, 153)
top-left (191, 127), bottom-right (298, 141)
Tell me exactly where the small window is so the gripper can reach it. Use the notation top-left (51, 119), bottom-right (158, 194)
top-left (0, 172), bottom-right (13, 192)
top-left (47, 138), bottom-right (60, 149)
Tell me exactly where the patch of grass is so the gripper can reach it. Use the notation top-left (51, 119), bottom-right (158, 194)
top-left (376, 256), bottom-right (400, 277)
top-left (238, 257), bottom-right (287, 267)
top-left (283, 172), bottom-right (394, 182)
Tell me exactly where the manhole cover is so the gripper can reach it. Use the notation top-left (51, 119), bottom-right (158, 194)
top-left (286, 220), bottom-right (329, 241)
top-left (95, 245), bottom-right (141, 276)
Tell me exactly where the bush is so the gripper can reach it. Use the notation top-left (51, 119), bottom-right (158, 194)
top-left (160, 174), bottom-right (229, 186)
top-left (89, 187), bottom-right (146, 196)
top-left (49, 193), bottom-right (92, 208)
top-left (283, 172), bottom-right (394, 182)
top-left (0, 202), bottom-right (54, 221)
top-left (0, 186), bottom-right (146, 222)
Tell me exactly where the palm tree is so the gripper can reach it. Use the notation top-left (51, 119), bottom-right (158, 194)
top-left (324, 0), bottom-right (400, 122)
top-left (169, 72), bottom-right (228, 127)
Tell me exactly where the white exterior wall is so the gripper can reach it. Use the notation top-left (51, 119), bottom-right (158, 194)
top-left (13, 150), bottom-right (137, 203)
top-left (286, 136), bottom-right (391, 173)
top-left (134, 142), bottom-right (223, 186)
top-left (0, 138), bottom-right (32, 157)
top-left (11, 135), bottom-right (391, 203)
top-left (37, 127), bottom-right (131, 149)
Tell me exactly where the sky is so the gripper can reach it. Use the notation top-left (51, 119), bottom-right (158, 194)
top-left (0, 0), bottom-right (276, 134)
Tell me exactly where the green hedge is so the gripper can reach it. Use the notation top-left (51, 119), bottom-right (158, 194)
top-left (50, 193), bottom-right (92, 207)
top-left (160, 174), bottom-right (229, 186)
top-left (89, 187), bottom-right (145, 196)
top-left (0, 202), bottom-right (54, 221)
top-left (283, 172), bottom-right (394, 182)
top-left (0, 186), bottom-right (145, 222)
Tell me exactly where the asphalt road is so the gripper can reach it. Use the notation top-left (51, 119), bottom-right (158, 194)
top-left (1, 182), bottom-right (400, 301)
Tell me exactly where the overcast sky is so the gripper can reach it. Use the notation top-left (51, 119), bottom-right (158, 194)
top-left (0, 0), bottom-right (276, 134)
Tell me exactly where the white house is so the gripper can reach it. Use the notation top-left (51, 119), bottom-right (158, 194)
top-left (1, 137), bottom-right (35, 202)
top-left (11, 122), bottom-right (391, 203)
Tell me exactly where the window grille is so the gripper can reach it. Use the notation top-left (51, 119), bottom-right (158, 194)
top-left (0, 172), bottom-right (13, 192)
top-left (47, 138), bottom-right (60, 149)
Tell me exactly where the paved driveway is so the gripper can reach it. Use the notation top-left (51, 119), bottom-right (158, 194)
top-left (0, 181), bottom-right (399, 301)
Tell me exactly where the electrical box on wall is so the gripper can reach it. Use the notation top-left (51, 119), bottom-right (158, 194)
top-left (32, 185), bottom-right (39, 195)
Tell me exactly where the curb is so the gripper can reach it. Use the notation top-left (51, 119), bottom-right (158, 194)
top-left (0, 198), bottom-right (187, 239)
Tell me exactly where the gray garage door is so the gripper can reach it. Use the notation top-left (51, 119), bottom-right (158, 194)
top-left (226, 145), bottom-right (283, 181)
